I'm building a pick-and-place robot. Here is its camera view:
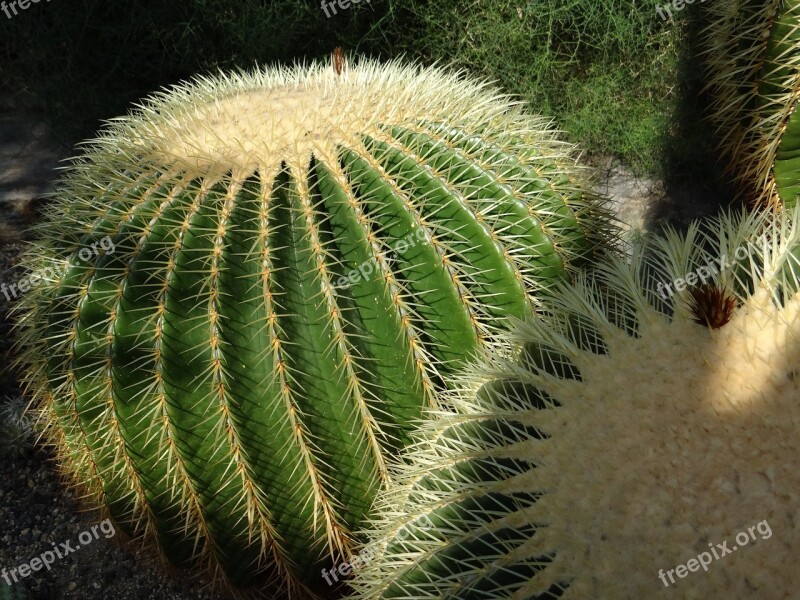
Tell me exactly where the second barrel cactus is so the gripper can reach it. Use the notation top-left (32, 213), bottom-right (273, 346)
top-left (350, 206), bottom-right (800, 598)
top-left (12, 56), bottom-right (611, 597)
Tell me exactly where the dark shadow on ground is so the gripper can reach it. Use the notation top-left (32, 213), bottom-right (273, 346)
top-left (646, 3), bottom-right (740, 235)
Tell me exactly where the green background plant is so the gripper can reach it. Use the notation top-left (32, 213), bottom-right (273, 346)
top-left (0, 0), bottom-right (705, 178)
top-left (391, 0), bottom-right (684, 176)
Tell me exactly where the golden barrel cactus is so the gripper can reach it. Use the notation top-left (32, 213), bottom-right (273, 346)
top-left (702, 0), bottom-right (800, 207)
top-left (350, 206), bottom-right (800, 598)
top-left (11, 55), bottom-right (612, 598)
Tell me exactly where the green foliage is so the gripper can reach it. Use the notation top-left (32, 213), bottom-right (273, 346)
top-left (560, 68), bottom-right (669, 174)
top-left (12, 58), bottom-right (612, 598)
top-left (0, 0), bottom-right (393, 142)
top-left (0, 0), bottom-right (684, 173)
top-left (339, 0), bottom-right (682, 174)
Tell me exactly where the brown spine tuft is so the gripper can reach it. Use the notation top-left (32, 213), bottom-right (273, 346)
top-left (686, 284), bottom-right (737, 329)
top-left (332, 47), bottom-right (345, 76)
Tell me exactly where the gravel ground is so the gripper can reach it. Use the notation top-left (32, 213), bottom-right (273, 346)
top-left (0, 441), bottom-right (224, 600)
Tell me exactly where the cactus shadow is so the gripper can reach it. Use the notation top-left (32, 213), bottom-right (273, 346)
top-left (644, 4), bottom-right (741, 235)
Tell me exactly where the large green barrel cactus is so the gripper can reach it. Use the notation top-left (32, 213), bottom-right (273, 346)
top-left (350, 206), bottom-right (800, 598)
top-left (703, 0), bottom-right (800, 207)
top-left (12, 56), bottom-right (611, 597)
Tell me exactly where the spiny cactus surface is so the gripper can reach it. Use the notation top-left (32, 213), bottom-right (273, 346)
top-left (12, 57), bottom-right (611, 597)
top-left (350, 207), bottom-right (800, 599)
top-left (703, 0), bottom-right (800, 207)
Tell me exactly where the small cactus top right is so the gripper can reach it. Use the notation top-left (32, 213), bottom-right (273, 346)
top-left (703, 0), bottom-right (800, 208)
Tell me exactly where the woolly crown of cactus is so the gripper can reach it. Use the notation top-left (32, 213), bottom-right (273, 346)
top-left (349, 206), bottom-right (800, 599)
top-left (12, 55), bottom-right (611, 598)
top-left (702, 0), bottom-right (800, 207)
